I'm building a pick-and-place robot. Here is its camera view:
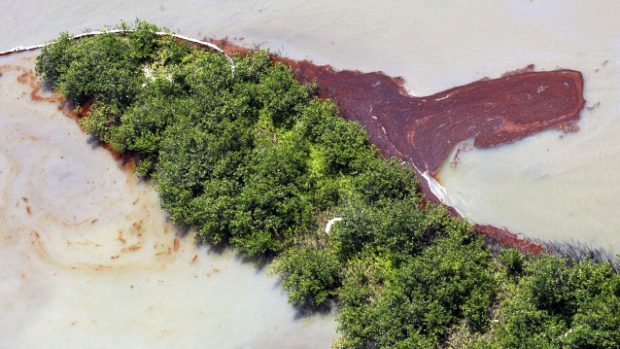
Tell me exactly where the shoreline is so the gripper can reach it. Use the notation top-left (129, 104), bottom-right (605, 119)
top-left (0, 33), bottom-right (591, 256)
top-left (0, 53), bottom-right (340, 347)
top-left (211, 39), bottom-right (586, 255)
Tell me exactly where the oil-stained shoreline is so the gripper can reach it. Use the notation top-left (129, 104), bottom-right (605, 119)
top-left (0, 33), bottom-right (588, 253)
top-left (0, 51), bottom-right (338, 349)
top-left (213, 39), bottom-right (586, 254)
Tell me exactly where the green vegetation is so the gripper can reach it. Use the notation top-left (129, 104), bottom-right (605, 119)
top-left (37, 21), bottom-right (620, 348)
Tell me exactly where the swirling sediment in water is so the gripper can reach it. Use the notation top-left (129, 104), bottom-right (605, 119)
top-left (212, 40), bottom-right (586, 253)
top-left (0, 53), bottom-right (338, 348)
top-left (3, 35), bottom-right (586, 253)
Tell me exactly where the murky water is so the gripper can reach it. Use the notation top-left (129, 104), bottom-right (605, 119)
top-left (2, 1), bottom-right (620, 346)
top-left (431, 4), bottom-right (620, 252)
top-left (0, 53), bottom-right (336, 348)
top-left (4, 1), bottom-right (617, 251)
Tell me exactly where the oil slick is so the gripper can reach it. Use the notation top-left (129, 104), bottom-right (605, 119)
top-left (0, 52), bottom-right (337, 349)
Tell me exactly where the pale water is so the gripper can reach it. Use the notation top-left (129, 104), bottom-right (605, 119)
top-left (2, 1), bottom-right (620, 347)
top-left (0, 53), bottom-right (336, 348)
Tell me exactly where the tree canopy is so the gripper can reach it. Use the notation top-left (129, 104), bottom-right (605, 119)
top-left (37, 21), bottom-right (620, 348)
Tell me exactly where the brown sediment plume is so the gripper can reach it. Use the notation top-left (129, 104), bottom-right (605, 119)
top-left (282, 59), bottom-right (584, 254)
top-left (214, 40), bottom-right (585, 176)
top-left (1, 64), bottom-right (64, 103)
top-left (214, 40), bottom-right (585, 253)
top-left (101, 143), bottom-right (136, 172)
top-left (275, 59), bottom-right (585, 176)
top-left (17, 69), bottom-right (64, 103)
top-left (1, 65), bottom-right (136, 173)
top-left (475, 224), bottom-right (545, 254)
top-left (8, 40), bottom-right (582, 254)
top-left (209, 38), bottom-right (253, 56)
top-left (54, 99), bottom-right (135, 173)
top-left (56, 100), bottom-right (92, 123)
top-left (57, 102), bottom-right (140, 172)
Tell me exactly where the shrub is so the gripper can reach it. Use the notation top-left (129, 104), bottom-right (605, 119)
top-left (273, 246), bottom-right (341, 307)
top-left (500, 248), bottom-right (525, 278)
top-left (36, 22), bottom-right (619, 349)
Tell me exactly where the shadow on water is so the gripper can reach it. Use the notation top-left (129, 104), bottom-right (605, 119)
top-left (183, 226), bottom-right (336, 321)
top-left (190, 234), bottom-right (272, 273)
top-left (86, 134), bottom-right (100, 148)
top-left (542, 239), bottom-right (619, 271)
top-left (293, 300), bottom-right (335, 321)
top-left (486, 234), bottom-right (619, 271)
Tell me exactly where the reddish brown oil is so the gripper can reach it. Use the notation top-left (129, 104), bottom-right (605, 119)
top-left (213, 39), bottom-right (585, 253)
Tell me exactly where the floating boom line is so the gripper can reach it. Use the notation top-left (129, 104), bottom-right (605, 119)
top-left (0, 29), bottom-right (235, 70)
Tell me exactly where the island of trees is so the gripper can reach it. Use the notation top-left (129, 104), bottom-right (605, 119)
top-left (35, 21), bottom-right (619, 348)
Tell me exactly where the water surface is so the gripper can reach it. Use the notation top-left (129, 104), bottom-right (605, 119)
top-left (0, 52), bottom-right (336, 348)
top-left (2, 2), bottom-right (620, 347)
top-left (5, 0), bottom-right (616, 250)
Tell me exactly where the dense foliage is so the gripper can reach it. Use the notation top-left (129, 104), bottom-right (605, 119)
top-left (37, 21), bottom-right (619, 348)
